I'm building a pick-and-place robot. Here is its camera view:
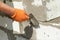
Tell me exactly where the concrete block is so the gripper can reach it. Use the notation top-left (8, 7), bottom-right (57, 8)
top-left (23, 0), bottom-right (60, 22)
top-left (30, 22), bottom-right (60, 40)
top-left (12, 1), bottom-right (24, 34)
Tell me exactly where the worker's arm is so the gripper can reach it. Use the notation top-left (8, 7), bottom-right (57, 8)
top-left (0, 1), bottom-right (29, 22)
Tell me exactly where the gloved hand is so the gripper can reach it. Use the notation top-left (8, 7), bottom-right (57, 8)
top-left (0, 1), bottom-right (29, 22)
top-left (11, 9), bottom-right (29, 22)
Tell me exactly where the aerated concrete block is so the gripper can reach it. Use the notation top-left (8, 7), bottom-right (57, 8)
top-left (30, 22), bottom-right (60, 40)
top-left (12, 0), bottom-right (24, 34)
top-left (23, 0), bottom-right (60, 22)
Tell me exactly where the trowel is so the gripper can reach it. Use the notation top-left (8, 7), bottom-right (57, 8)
top-left (20, 13), bottom-right (40, 39)
top-left (28, 13), bottom-right (40, 28)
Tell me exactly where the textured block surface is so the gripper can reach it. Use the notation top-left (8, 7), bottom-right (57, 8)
top-left (31, 22), bottom-right (60, 40)
top-left (23, 0), bottom-right (60, 22)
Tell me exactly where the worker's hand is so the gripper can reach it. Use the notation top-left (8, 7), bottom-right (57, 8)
top-left (0, 1), bottom-right (29, 22)
top-left (11, 9), bottom-right (29, 22)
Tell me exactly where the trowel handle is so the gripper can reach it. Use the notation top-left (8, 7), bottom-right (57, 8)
top-left (29, 13), bottom-right (39, 28)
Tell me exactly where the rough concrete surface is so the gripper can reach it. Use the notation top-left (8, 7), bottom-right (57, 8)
top-left (23, 0), bottom-right (60, 21)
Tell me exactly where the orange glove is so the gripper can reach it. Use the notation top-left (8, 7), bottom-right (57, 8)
top-left (11, 9), bottom-right (29, 22)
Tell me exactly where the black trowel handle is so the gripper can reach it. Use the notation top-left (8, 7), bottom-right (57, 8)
top-left (29, 13), bottom-right (40, 28)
